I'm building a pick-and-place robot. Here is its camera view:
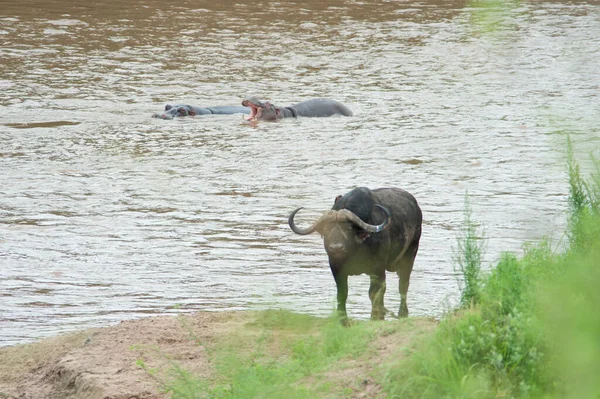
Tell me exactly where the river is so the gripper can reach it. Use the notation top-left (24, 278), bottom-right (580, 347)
top-left (1, 0), bottom-right (599, 345)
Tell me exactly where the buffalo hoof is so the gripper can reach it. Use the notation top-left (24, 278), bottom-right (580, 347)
top-left (370, 310), bottom-right (385, 321)
top-left (335, 312), bottom-right (351, 327)
top-left (399, 303), bottom-right (409, 318)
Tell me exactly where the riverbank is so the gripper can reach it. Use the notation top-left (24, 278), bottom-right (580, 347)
top-left (0, 310), bottom-right (438, 399)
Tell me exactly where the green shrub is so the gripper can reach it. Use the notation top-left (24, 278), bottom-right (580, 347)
top-left (453, 193), bottom-right (486, 307)
top-left (537, 214), bottom-right (600, 399)
top-left (567, 136), bottom-right (600, 252)
top-left (385, 137), bottom-right (599, 398)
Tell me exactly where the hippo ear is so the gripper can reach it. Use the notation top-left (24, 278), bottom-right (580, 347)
top-left (165, 104), bottom-right (173, 110)
top-left (177, 107), bottom-right (187, 116)
top-left (188, 110), bottom-right (196, 116)
top-left (334, 195), bottom-right (342, 204)
top-left (275, 108), bottom-right (281, 116)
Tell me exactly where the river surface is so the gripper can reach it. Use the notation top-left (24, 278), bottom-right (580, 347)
top-left (1, 0), bottom-right (599, 346)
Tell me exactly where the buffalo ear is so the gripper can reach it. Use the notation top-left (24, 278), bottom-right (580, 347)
top-left (334, 195), bottom-right (342, 204)
top-left (358, 230), bottom-right (371, 242)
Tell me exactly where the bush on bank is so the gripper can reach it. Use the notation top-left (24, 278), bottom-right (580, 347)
top-left (384, 138), bottom-right (600, 398)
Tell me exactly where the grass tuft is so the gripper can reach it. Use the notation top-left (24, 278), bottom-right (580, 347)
top-left (567, 135), bottom-right (600, 252)
top-left (453, 193), bottom-right (486, 307)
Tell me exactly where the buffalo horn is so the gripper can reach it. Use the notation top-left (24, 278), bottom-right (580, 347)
top-left (289, 205), bottom-right (391, 235)
top-left (337, 204), bottom-right (391, 233)
top-left (288, 207), bottom-right (321, 235)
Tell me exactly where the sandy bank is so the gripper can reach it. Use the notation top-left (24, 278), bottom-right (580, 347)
top-left (0, 311), bottom-right (437, 399)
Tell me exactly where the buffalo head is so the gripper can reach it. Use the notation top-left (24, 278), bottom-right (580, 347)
top-left (288, 205), bottom-right (391, 263)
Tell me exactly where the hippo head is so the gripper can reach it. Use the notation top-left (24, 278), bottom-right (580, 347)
top-left (152, 104), bottom-right (197, 120)
top-left (241, 96), bottom-right (280, 121)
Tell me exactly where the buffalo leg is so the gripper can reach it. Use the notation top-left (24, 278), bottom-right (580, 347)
top-left (333, 272), bottom-right (349, 320)
top-left (396, 243), bottom-right (418, 318)
top-left (369, 270), bottom-right (386, 320)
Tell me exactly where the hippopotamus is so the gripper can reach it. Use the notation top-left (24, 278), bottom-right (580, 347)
top-left (241, 96), bottom-right (353, 121)
top-left (152, 104), bottom-right (250, 120)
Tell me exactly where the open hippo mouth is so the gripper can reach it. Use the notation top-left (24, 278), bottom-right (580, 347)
top-left (241, 98), bottom-right (261, 120)
top-left (241, 96), bottom-right (272, 121)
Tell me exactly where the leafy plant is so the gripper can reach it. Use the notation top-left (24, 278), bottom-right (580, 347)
top-left (453, 193), bottom-right (486, 307)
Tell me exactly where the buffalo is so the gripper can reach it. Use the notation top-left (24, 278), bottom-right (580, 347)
top-left (288, 187), bottom-right (422, 321)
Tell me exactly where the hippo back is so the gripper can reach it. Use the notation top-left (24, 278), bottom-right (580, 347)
top-left (292, 98), bottom-right (353, 117)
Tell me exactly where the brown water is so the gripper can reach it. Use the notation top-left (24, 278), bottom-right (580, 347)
top-left (1, 0), bottom-right (599, 346)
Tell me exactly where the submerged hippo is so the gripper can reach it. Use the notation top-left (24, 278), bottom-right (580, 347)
top-left (241, 96), bottom-right (353, 121)
top-left (152, 104), bottom-right (250, 120)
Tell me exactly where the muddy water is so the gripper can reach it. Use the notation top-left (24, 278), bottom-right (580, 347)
top-left (1, 0), bottom-right (599, 345)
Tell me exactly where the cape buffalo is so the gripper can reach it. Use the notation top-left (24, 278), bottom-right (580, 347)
top-left (288, 187), bottom-right (422, 321)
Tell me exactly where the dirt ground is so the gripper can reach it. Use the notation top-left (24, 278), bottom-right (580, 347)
top-left (0, 311), bottom-right (437, 399)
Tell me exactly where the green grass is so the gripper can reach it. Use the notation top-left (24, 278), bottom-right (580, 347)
top-left (153, 310), bottom-right (391, 399)
top-left (536, 238), bottom-right (600, 399)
